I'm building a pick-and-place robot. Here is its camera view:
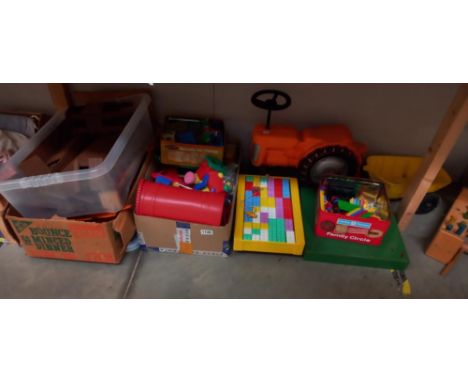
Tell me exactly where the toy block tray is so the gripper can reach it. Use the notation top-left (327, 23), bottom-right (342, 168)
top-left (233, 175), bottom-right (305, 255)
top-left (301, 187), bottom-right (409, 270)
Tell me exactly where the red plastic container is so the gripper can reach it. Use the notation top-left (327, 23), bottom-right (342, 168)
top-left (135, 180), bottom-right (226, 226)
top-left (315, 176), bottom-right (391, 246)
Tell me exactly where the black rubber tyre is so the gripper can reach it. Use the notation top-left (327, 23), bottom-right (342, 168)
top-left (298, 146), bottom-right (358, 185)
top-left (416, 193), bottom-right (439, 214)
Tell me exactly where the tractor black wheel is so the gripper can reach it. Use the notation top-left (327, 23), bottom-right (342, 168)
top-left (416, 193), bottom-right (439, 214)
top-left (298, 146), bottom-right (358, 185)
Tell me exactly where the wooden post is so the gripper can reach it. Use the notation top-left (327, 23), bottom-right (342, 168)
top-left (397, 85), bottom-right (468, 230)
top-left (48, 83), bottom-right (71, 110)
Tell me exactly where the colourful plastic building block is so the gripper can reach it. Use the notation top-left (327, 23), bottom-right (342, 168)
top-left (233, 175), bottom-right (305, 255)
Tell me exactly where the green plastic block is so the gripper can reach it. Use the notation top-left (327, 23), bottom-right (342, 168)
top-left (276, 219), bottom-right (286, 242)
top-left (337, 199), bottom-right (356, 212)
top-left (243, 234), bottom-right (252, 241)
top-left (268, 219), bottom-right (277, 242)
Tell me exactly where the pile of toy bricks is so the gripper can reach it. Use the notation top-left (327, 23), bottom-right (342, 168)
top-left (135, 116), bottom-right (239, 257)
top-left (315, 176), bottom-right (391, 246)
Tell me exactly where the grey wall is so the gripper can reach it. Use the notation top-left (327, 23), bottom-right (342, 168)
top-left (0, 83), bottom-right (466, 180)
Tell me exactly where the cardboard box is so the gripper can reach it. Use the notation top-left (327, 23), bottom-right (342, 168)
top-left (315, 176), bottom-right (391, 246)
top-left (0, 195), bottom-right (19, 245)
top-left (7, 209), bottom-right (134, 263)
top-left (5, 150), bottom-right (153, 264)
top-left (136, 216), bottom-right (234, 257)
top-left (134, 150), bottom-right (238, 257)
top-left (161, 141), bottom-right (224, 168)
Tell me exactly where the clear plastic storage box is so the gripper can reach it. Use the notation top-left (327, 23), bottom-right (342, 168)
top-left (0, 94), bottom-right (153, 218)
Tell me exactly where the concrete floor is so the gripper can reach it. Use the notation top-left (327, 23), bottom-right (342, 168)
top-left (1, 194), bottom-right (467, 298)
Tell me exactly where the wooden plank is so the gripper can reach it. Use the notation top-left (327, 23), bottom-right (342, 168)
top-left (48, 84), bottom-right (71, 110)
top-left (72, 89), bottom-right (151, 106)
top-left (440, 249), bottom-right (464, 276)
top-left (426, 229), bottom-right (463, 264)
top-left (397, 85), bottom-right (468, 230)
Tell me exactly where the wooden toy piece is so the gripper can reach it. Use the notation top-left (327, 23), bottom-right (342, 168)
top-left (18, 155), bottom-right (51, 177)
top-left (439, 244), bottom-right (468, 276)
top-left (75, 136), bottom-right (116, 169)
top-left (160, 117), bottom-right (225, 168)
top-left (445, 215), bottom-right (457, 231)
top-left (426, 188), bottom-right (468, 273)
top-left (455, 221), bottom-right (467, 236)
top-left (98, 190), bottom-right (122, 212)
top-left (233, 175), bottom-right (305, 255)
top-left (426, 229), bottom-right (465, 264)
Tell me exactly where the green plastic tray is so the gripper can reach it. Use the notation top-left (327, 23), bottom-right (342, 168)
top-left (300, 187), bottom-right (409, 270)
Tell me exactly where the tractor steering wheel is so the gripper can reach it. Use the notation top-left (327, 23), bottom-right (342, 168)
top-left (251, 89), bottom-right (291, 131)
top-left (251, 89), bottom-right (292, 111)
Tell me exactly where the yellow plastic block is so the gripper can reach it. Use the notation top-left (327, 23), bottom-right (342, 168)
top-left (319, 190), bottom-right (325, 211)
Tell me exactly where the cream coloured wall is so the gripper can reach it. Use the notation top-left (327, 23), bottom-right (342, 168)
top-left (0, 83), bottom-right (466, 180)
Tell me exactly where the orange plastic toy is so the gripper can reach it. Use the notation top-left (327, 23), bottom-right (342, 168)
top-left (250, 90), bottom-right (366, 184)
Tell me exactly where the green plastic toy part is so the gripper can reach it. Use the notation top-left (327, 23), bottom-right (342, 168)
top-left (206, 156), bottom-right (226, 175)
top-left (337, 200), bottom-right (357, 212)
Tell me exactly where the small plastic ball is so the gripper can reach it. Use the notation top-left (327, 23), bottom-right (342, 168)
top-left (184, 171), bottom-right (196, 185)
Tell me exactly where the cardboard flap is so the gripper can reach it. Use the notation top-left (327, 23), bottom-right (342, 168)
top-left (112, 211), bottom-right (135, 245)
top-left (18, 155), bottom-right (51, 177)
top-left (0, 201), bottom-right (20, 245)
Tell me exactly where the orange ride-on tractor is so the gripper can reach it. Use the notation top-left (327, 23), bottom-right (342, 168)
top-left (250, 89), bottom-right (367, 184)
